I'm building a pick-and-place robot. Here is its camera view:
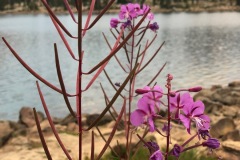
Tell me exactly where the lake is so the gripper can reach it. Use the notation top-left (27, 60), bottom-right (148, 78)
top-left (0, 12), bottom-right (240, 120)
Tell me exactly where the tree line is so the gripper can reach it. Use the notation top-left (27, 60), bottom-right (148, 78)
top-left (1, 0), bottom-right (240, 11)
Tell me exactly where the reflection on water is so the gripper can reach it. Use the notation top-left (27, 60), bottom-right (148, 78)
top-left (0, 12), bottom-right (240, 120)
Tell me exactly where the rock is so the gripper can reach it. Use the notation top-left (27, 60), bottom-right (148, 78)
top-left (66, 122), bottom-right (79, 133)
top-left (29, 119), bottom-right (52, 138)
top-left (86, 114), bottom-right (112, 126)
top-left (52, 117), bottom-right (63, 124)
top-left (193, 88), bottom-right (215, 101)
top-left (222, 106), bottom-right (239, 118)
top-left (9, 121), bottom-right (27, 137)
top-left (212, 88), bottom-right (240, 106)
top-left (0, 121), bottom-right (13, 147)
top-left (19, 107), bottom-right (45, 128)
top-left (9, 121), bottom-right (26, 130)
top-left (60, 113), bottom-right (77, 125)
top-left (210, 118), bottom-right (235, 138)
top-left (222, 130), bottom-right (240, 141)
top-left (222, 140), bottom-right (240, 156)
top-left (106, 120), bottom-right (125, 131)
top-left (201, 98), bottom-right (222, 114)
top-left (228, 81), bottom-right (240, 88)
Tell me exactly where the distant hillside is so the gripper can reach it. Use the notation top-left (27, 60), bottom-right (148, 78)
top-left (0, 0), bottom-right (240, 14)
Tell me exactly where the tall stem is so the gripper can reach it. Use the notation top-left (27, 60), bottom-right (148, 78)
top-left (165, 77), bottom-right (172, 160)
top-left (126, 20), bottom-right (136, 160)
top-left (77, 1), bottom-right (83, 160)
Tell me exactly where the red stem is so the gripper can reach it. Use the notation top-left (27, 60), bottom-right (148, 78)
top-left (165, 84), bottom-right (171, 160)
top-left (36, 81), bottom-right (72, 160)
top-left (77, 1), bottom-right (83, 160)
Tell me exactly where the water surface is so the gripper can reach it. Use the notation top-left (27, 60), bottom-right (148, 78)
top-left (0, 12), bottom-right (240, 120)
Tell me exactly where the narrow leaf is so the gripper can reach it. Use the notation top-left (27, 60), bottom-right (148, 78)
top-left (2, 37), bottom-right (75, 97)
top-left (50, 16), bottom-right (78, 61)
top-left (136, 41), bottom-right (165, 74)
top-left (85, 0), bottom-right (115, 30)
top-left (147, 62), bottom-right (167, 86)
top-left (134, 22), bottom-right (150, 47)
top-left (103, 69), bottom-right (124, 98)
top-left (90, 130), bottom-right (95, 160)
top-left (82, 0), bottom-right (96, 37)
top-left (40, 0), bottom-right (77, 38)
top-left (82, 29), bottom-right (123, 91)
top-left (139, 34), bottom-right (157, 57)
top-left (33, 108), bottom-right (52, 160)
top-left (100, 83), bottom-right (120, 119)
top-left (36, 81), bottom-right (73, 160)
top-left (95, 126), bottom-right (120, 158)
top-left (74, 0), bottom-right (79, 10)
top-left (85, 9), bottom-right (150, 75)
top-left (96, 98), bottom-right (126, 160)
top-left (84, 64), bottom-right (139, 131)
top-left (102, 32), bottom-right (127, 73)
top-left (63, 0), bottom-right (78, 23)
top-left (54, 43), bottom-right (76, 118)
top-left (111, 29), bottom-right (130, 63)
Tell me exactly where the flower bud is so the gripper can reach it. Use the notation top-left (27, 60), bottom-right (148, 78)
top-left (115, 82), bottom-right (121, 87)
top-left (135, 89), bottom-right (149, 94)
top-left (169, 92), bottom-right (176, 97)
top-left (188, 86), bottom-right (202, 92)
top-left (198, 129), bottom-right (211, 140)
top-left (171, 144), bottom-right (183, 157)
top-left (167, 74), bottom-right (173, 80)
top-left (202, 138), bottom-right (220, 149)
top-left (110, 18), bottom-right (119, 28)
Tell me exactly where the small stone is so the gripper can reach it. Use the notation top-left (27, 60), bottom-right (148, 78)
top-left (222, 140), bottom-right (240, 156)
top-left (210, 118), bottom-right (235, 138)
top-left (0, 121), bottom-right (13, 147)
top-left (86, 114), bottom-right (112, 126)
top-left (228, 81), bottom-right (240, 88)
top-left (222, 130), bottom-right (240, 141)
top-left (60, 113), bottom-right (77, 125)
top-left (19, 107), bottom-right (44, 128)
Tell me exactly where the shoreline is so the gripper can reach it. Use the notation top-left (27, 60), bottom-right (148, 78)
top-left (1, 5), bottom-right (240, 16)
top-left (0, 81), bottom-right (240, 159)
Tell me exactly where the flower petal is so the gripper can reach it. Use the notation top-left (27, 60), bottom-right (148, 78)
top-left (148, 117), bottom-right (155, 132)
top-left (137, 96), bottom-right (154, 113)
top-left (179, 114), bottom-right (191, 134)
top-left (130, 109), bottom-right (146, 127)
top-left (192, 100), bottom-right (205, 116)
top-left (150, 150), bottom-right (164, 160)
top-left (199, 114), bottom-right (210, 130)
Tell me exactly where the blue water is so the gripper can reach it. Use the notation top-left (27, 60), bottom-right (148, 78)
top-left (0, 12), bottom-right (240, 120)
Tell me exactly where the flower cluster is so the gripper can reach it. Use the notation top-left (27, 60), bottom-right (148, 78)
top-left (130, 75), bottom-right (220, 159)
top-left (130, 85), bottom-right (162, 132)
top-left (131, 85), bottom-right (210, 134)
top-left (110, 3), bottom-right (159, 32)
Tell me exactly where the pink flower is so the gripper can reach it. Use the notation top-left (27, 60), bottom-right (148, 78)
top-left (110, 18), bottom-right (119, 28)
top-left (141, 85), bottom-right (163, 109)
top-left (150, 150), bottom-right (164, 160)
top-left (179, 100), bottom-right (210, 134)
top-left (119, 3), bottom-right (138, 20)
top-left (169, 92), bottom-right (193, 119)
top-left (130, 96), bottom-right (156, 132)
top-left (147, 13), bottom-right (154, 20)
top-left (148, 22), bottom-right (159, 32)
top-left (139, 4), bottom-right (154, 20)
top-left (141, 4), bottom-right (150, 15)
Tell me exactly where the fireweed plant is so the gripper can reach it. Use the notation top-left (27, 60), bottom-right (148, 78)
top-left (2, 1), bottom-right (220, 160)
